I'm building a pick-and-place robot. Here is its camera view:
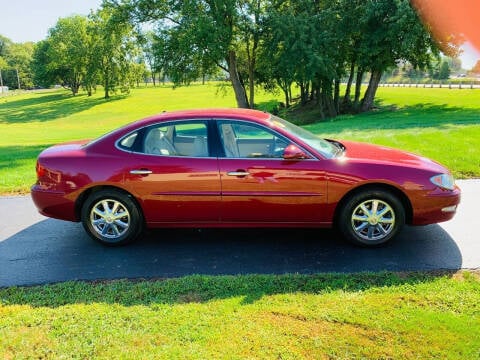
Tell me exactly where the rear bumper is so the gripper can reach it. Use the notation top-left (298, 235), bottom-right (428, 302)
top-left (31, 185), bottom-right (78, 222)
top-left (411, 186), bottom-right (461, 225)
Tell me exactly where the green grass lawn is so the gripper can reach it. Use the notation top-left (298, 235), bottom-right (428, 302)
top-left (301, 87), bottom-right (480, 179)
top-left (1, 271), bottom-right (479, 359)
top-left (0, 84), bottom-right (479, 194)
top-left (2, 87), bottom-right (480, 358)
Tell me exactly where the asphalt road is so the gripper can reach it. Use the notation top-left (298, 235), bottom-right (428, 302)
top-left (1, 180), bottom-right (478, 287)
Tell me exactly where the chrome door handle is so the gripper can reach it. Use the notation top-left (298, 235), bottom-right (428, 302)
top-left (130, 169), bottom-right (153, 175)
top-left (227, 171), bottom-right (250, 177)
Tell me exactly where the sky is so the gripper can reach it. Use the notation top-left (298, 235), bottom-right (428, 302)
top-left (0, 0), bottom-right (103, 43)
top-left (0, 0), bottom-right (478, 69)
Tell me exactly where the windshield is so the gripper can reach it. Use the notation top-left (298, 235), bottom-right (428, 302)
top-left (269, 115), bottom-right (340, 158)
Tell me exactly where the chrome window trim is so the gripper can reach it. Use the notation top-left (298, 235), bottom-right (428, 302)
top-left (215, 118), bottom-right (318, 160)
top-left (114, 119), bottom-right (214, 158)
top-left (114, 118), bottom-right (319, 161)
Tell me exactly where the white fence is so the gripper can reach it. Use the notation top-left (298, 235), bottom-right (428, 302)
top-left (380, 82), bottom-right (480, 89)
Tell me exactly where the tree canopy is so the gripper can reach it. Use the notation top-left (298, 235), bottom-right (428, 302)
top-left (104, 0), bottom-right (445, 116)
top-left (0, 36), bottom-right (34, 89)
top-left (2, 0), bottom-right (464, 119)
top-left (31, 8), bottom-right (142, 98)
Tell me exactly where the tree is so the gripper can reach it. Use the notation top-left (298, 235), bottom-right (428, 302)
top-left (236, 0), bottom-right (266, 108)
top-left (105, 0), bottom-right (269, 108)
top-left (445, 56), bottom-right (462, 73)
top-left (102, 0), bottom-right (450, 117)
top-left (129, 59), bottom-right (149, 86)
top-left (139, 31), bottom-right (162, 86)
top-left (31, 12), bottom-right (140, 97)
top-left (43, 15), bottom-right (91, 95)
top-left (0, 35), bottom-right (12, 58)
top-left (260, 0), bottom-right (440, 117)
top-left (0, 56), bottom-right (7, 87)
top-left (257, 9), bottom-right (298, 108)
top-left (356, 0), bottom-right (439, 112)
top-left (438, 61), bottom-right (450, 80)
top-left (0, 36), bottom-right (13, 89)
top-left (258, 0), bottom-right (340, 117)
top-left (7, 42), bottom-right (34, 89)
top-left (32, 40), bottom-right (55, 88)
top-left (88, 7), bottom-right (140, 98)
top-left (2, 41), bottom-right (34, 89)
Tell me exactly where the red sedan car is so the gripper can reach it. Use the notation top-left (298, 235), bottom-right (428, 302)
top-left (32, 108), bottom-right (460, 247)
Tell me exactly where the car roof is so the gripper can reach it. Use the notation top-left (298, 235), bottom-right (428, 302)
top-left (136, 108), bottom-right (271, 127)
top-left (87, 108), bottom-right (273, 150)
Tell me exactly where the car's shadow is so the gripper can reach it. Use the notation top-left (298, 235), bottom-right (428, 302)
top-left (0, 218), bottom-right (462, 287)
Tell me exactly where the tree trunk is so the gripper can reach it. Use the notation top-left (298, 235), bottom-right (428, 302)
top-left (317, 91), bottom-right (325, 120)
top-left (321, 79), bottom-right (336, 118)
top-left (334, 78), bottom-right (340, 115)
top-left (325, 93), bottom-right (336, 118)
top-left (72, 82), bottom-right (80, 96)
top-left (343, 61), bottom-right (355, 107)
top-left (310, 82), bottom-right (316, 102)
top-left (284, 82), bottom-right (291, 108)
top-left (248, 65), bottom-right (254, 109)
top-left (299, 82), bottom-right (306, 105)
top-left (104, 70), bottom-right (110, 99)
top-left (353, 69), bottom-right (364, 111)
top-left (247, 40), bottom-right (257, 109)
top-left (360, 69), bottom-right (382, 112)
top-left (227, 51), bottom-right (249, 108)
top-left (278, 79), bottom-right (290, 108)
top-left (284, 89), bottom-right (289, 108)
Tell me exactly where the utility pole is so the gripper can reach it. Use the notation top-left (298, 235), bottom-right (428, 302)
top-left (0, 68), bottom-right (3, 88)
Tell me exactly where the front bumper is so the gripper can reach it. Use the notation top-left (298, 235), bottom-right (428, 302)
top-left (411, 185), bottom-right (461, 225)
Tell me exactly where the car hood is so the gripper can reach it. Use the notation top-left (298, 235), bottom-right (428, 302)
top-left (340, 140), bottom-right (448, 173)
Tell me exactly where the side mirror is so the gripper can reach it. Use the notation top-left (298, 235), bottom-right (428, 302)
top-left (283, 144), bottom-right (310, 160)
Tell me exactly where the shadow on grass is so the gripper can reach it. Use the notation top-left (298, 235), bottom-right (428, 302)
top-left (0, 144), bottom-right (52, 177)
top-left (0, 216), bottom-right (463, 306)
top-left (0, 144), bottom-right (51, 163)
top-left (0, 92), bottom-right (126, 124)
top-left (283, 101), bottom-right (480, 132)
top-left (0, 269), bottom-right (461, 308)
top-left (255, 100), bottom-right (281, 113)
top-left (0, 145), bottom-right (53, 194)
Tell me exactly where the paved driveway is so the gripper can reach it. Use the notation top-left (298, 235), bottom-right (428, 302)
top-left (0, 180), bottom-right (478, 287)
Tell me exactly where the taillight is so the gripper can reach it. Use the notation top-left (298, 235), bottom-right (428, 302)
top-left (36, 162), bottom-right (46, 178)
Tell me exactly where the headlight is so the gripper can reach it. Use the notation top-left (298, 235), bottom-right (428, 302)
top-left (430, 174), bottom-right (455, 190)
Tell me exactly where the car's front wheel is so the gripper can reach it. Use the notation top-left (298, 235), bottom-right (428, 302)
top-left (81, 189), bottom-right (144, 246)
top-left (337, 189), bottom-right (405, 247)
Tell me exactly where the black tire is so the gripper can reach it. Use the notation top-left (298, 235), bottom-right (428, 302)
top-left (336, 189), bottom-right (405, 247)
top-left (81, 189), bottom-right (144, 246)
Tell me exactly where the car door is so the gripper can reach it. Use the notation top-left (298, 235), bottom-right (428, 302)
top-left (216, 120), bottom-right (328, 224)
top-left (122, 120), bottom-right (221, 224)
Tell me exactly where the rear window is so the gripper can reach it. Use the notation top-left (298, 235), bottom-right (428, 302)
top-left (118, 132), bottom-right (138, 149)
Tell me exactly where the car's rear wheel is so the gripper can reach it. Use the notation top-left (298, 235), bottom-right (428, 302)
top-left (81, 189), bottom-right (143, 246)
top-left (337, 189), bottom-right (405, 247)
